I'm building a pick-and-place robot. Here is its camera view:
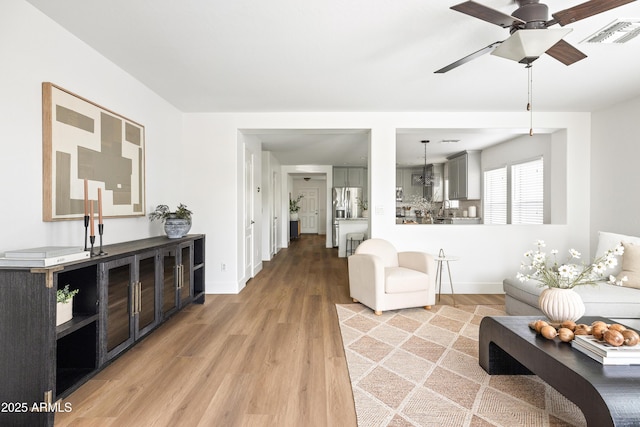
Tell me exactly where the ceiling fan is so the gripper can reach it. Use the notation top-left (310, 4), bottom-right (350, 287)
top-left (435, 0), bottom-right (637, 73)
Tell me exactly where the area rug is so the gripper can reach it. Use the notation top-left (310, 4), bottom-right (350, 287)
top-left (336, 303), bottom-right (587, 427)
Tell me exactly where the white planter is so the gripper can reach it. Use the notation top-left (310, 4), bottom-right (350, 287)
top-left (56, 298), bottom-right (73, 326)
top-left (538, 287), bottom-right (585, 323)
top-left (290, 212), bottom-right (299, 221)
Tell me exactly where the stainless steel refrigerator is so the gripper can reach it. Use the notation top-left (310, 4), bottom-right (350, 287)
top-left (332, 187), bottom-right (363, 247)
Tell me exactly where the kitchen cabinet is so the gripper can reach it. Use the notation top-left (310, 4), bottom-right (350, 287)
top-left (447, 151), bottom-right (481, 200)
top-left (333, 167), bottom-right (365, 188)
top-left (0, 235), bottom-right (205, 426)
top-left (396, 167), bottom-right (426, 201)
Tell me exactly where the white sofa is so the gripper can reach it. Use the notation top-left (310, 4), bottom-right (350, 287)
top-left (504, 231), bottom-right (640, 329)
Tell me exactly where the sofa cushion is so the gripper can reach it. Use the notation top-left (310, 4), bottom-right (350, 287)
top-left (618, 242), bottom-right (640, 289)
top-left (385, 267), bottom-right (427, 293)
top-left (503, 276), bottom-right (640, 318)
top-left (596, 231), bottom-right (640, 276)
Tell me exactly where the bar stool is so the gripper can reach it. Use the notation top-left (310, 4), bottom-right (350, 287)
top-left (346, 233), bottom-right (365, 256)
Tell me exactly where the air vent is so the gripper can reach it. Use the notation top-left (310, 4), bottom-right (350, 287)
top-left (582, 19), bottom-right (640, 44)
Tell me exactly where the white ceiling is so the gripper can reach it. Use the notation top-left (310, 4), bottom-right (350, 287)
top-left (25, 0), bottom-right (640, 165)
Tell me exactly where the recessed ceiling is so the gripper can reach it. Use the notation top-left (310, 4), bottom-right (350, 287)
top-left (24, 0), bottom-right (640, 113)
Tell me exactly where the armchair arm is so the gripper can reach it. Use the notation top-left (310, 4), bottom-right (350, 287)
top-left (348, 253), bottom-right (386, 307)
top-left (398, 251), bottom-right (435, 275)
top-left (398, 251), bottom-right (437, 305)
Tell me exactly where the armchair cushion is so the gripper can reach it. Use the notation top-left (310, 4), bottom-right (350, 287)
top-left (386, 267), bottom-right (430, 293)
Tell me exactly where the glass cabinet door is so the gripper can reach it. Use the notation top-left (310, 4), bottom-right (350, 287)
top-left (162, 248), bottom-right (178, 316)
top-left (105, 259), bottom-right (134, 355)
top-left (137, 253), bottom-right (157, 335)
top-left (179, 244), bottom-right (192, 306)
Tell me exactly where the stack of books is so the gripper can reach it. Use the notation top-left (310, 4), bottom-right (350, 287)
top-left (572, 334), bottom-right (640, 365)
top-left (0, 246), bottom-right (90, 267)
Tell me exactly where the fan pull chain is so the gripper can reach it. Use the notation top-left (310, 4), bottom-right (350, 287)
top-left (527, 64), bottom-right (533, 136)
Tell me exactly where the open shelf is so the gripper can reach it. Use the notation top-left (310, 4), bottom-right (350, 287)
top-left (56, 321), bottom-right (98, 396)
top-left (56, 313), bottom-right (99, 339)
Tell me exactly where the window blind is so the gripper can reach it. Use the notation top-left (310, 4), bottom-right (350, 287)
top-left (483, 167), bottom-right (507, 224)
top-left (511, 157), bottom-right (543, 224)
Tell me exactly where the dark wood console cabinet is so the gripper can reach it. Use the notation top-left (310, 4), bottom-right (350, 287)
top-left (0, 235), bottom-right (205, 426)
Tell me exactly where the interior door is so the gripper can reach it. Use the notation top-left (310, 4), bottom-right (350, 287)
top-left (271, 171), bottom-right (278, 256)
top-left (244, 147), bottom-right (254, 281)
top-left (299, 188), bottom-right (318, 234)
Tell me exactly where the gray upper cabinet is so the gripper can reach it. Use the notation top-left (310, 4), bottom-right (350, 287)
top-left (447, 151), bottom-right (481, 200)
top-left (333, 167), bottom-right (365, 188)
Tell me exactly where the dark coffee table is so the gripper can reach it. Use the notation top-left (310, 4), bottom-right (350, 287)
top-left (479, 316), bottom-right (640, 427)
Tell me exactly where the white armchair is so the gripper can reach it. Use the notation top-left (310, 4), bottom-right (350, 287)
top-left (347, 238), bottom-right (436, 315)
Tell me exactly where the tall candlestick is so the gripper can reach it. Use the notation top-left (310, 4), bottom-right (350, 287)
top-left (84, 179), bottom-right (89, 216)
top-left (90, 202), bottom-right (95, 236)
top-left (98, 188), bottom-right (103, 224)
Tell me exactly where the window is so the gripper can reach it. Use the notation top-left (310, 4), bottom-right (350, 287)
top-left (483, 157), bottom-right (544, 224)
top-left (511, 158), bottom-right (544, 224)
top-left (483, 167), bottom-right (506, 224)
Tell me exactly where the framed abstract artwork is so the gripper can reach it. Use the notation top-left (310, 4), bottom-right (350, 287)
top-left (42, 83), bottom-right (146, 221)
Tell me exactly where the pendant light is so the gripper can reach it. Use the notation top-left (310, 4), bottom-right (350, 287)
top-left (420, 140), bottom-right (433, 199)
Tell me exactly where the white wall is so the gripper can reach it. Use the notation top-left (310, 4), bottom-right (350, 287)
top-left (181, 111), bottom-right (591, 294)
top-left (1, 0), bottom-right (183, 250)
top-left (590, 96), bottom-right (640, 252)
top-left (5, 0), bottom-right (609, 296)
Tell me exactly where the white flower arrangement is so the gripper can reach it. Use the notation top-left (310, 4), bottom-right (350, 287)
top-left (409, 195), bottom-right (437, 216)
top-left (517, 240), bottom-right (627, 289)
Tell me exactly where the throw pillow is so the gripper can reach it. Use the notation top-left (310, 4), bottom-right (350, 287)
top-left (596, 231), bottom-right (640, 276)
top-left (616, 242), bottom-right (640, 289)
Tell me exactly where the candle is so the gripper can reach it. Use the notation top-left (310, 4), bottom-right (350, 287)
top-left (90, 202), bottom-right (95, 236)
top-left (98, 188), bottom-right (103, 224)
top-left (84, 179), bottom-right (89, 216)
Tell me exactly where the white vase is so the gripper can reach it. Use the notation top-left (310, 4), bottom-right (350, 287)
top-left (290, 212), bottom-right (299, 221)
top-left (56, 298), bottom-right (73, 326)
top-left (538, 287), bottom-right (585, 323)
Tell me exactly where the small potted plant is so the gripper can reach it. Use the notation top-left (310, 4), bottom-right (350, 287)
top-left (56, 285), bottom-right (79, 326)
top-left (289, 195), bottom-right (303, 220)
top-left (149, 203), bottom-right (193, 238)
top-left (357, 198), bottom-right (369, 218)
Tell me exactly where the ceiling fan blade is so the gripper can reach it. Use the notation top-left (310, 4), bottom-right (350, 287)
top-left (434, 41), bottom-right (503, 73)
top-left (545, 39), bottom-right (587, 65)
top-left (551, 0), bottom-right (637, 26)
top-left (451, 1), bottom-right (525, 28)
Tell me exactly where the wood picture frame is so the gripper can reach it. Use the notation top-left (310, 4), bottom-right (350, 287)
top-left (42, 83), bottom-right (146, 221)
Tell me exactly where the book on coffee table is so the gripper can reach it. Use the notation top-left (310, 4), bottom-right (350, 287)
top-left (572, 335), bottom-right (640, 365)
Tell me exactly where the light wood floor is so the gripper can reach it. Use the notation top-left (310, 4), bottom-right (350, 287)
top-left (56, 234), bottom-right (504, 426)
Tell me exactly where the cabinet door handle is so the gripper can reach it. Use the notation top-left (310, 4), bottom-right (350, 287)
top-left (137, 281), bottom-right (142, 313)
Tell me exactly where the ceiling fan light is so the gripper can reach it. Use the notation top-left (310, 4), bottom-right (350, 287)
top-left (491, 28), bottom-right (573, 63)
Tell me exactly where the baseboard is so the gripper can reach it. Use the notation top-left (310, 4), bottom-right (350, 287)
top-left (438, 282), bottom-right (504, 295)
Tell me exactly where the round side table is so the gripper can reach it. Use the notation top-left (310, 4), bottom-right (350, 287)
top-left (435, 248), bottom-right (459, 306)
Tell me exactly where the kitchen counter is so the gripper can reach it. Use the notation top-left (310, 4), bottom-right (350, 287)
top-left (337, 219), bottom-right (368, 257)
top-left (435, 217), bottom-right (482, 224)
